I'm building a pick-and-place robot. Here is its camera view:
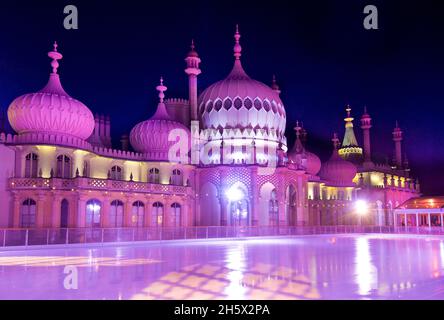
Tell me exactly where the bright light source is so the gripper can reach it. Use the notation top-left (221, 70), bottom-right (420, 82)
top-left (355, 200), bottom-right (368, 215)
top-left (226, 186), bottom-right (244, 202)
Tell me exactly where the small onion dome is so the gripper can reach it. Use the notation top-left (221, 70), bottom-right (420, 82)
top-left (130, 78), bottom-right (191, 161)
top-left (304, 151), bottom-right (322, 176)
top-left (287, 123), bottom-right (321, 175)
top-left (319, 133), bottom-right (357, 186)
top-left (7, 42), bottom-right (95, 141)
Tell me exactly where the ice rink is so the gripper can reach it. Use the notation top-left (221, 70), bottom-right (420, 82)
top-left (1, 234), bottom-right (444, 299)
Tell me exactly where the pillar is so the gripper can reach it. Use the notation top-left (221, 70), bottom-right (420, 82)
top-left (36, 194), bottom-right (46, 228)
top-left (101, 195), bottom-right (110, 227)
top-left (51, 194), bottom-right (62, 228)
top-left (77, 195), bottom-right (87, 228)
top-left (124, 197), bottom-right (133, 227)
top-left (144, 197), bottom-right (153, 227)
top-left (12, 193), bottom-right (21, 228)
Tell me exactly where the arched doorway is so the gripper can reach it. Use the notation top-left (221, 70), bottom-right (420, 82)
top-left (21, 199), bottom-right (36, 228)
top-left (110, 200), bottom-right (124, 227)
top-left (132, 201), bottom-right (145, 227)
top-left (171, 203), bottom-right (181, 227)
top-left (200, 182), bottom-right (220, 226)
top-left (226, 183), bottom-right (249, 226)
top-left (86, 199), bottom-right (102, 227)
top-left (259, 182), bottom-right (277, 226)
top-left (60, 199), bottom-right (69, 228)
top-left (152, 202), bottom-right (164, 227)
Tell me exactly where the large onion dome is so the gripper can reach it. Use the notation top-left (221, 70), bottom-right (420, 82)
top-left (288, 124), bottom-right (321, 175)
top-left (7, 42), bottom-right (95, 141)
top-left (198, 26), bottom-right (286, 141)
top-left (130, 78), bottom-right (191, 161)
top-left (319, 133), bottom-right (357, 186)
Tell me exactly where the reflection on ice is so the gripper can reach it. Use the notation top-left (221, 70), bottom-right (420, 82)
top-left (355, 237), bottom-right (378, 296)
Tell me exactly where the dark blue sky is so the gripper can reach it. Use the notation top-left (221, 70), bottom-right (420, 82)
top-left (0, 0), bottom-right (443, 195)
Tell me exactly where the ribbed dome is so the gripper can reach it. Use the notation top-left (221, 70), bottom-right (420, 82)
top-left (198, 27), bottom-right (286, 141)
top-left (319, 150), bottom-right (357, 186)
top-left (198, 60), bottom-right (286, 137)
top-left (7, 45), bottom-right (94, 141)
top-left (130, 80), bottom-right (190, 161)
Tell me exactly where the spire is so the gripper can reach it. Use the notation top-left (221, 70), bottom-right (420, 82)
top-left (271, 75), bottom-right (281, 94)
top-left (292, 121), bottom-right (304, 154)
top-left (342, 105), bottom-right (359, 147)
top-left (151, 77), bottom-right (171, 120)
top-left (234, 24), bottom-right (242, 60)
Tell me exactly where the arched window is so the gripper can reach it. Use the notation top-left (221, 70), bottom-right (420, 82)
top-left (132, 201), bottom-right (145, 227)
top-left (148, 168), bottom-right (160, 184)
top-left (110, 166), bottom-right (122, 180)
top-left (171, 203), bottom-right (181, 227)
top-left (56, 155), bottom-right (71, 178)
top-left (24, 153), bottom-right (38, 178)
top-left (171, 169), bottom-right (183, 186)
top-left (86, 199), bottom-right (101, 228)
top-left (21, 198), bottom-right (36, 228)
top-left (152, 202), bottom-right (164, 227)
top-left (269, 189), bottom-right (279, 226)
top-left (110, 200), bottom-right (124, 227)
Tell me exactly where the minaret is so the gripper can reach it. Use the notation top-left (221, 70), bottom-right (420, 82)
top-left (360, 106), bottom-right (372, 163)
top-left (392, 121), bottom-right (403, 168)
top-left (184, 39), bottom-right (201, 121)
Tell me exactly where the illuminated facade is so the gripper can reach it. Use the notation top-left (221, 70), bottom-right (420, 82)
top-left (0, 28), bottom-right (420, 229)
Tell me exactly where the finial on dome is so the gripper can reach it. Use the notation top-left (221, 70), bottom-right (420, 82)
top-left (346, 105), bottom-right (352, 118)
top-left (234, 24), bottom-right (242, 60)
top-left (272, 74), bottom-right (281, 94)
top-left (156, 77), bottom-right (167, 103)
top-left (294, 120), bottom-right (302, 135)
top-left (48, 41), bottom-right (63, 74)
top-left (187, 39), bottom-right (199, 58)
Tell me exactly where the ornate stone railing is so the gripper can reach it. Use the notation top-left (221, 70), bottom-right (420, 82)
top-left (8, 177), bottom-right (191, 195)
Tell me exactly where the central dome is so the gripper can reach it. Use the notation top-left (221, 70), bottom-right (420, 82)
top-left (198, 28), bottom-right (286, 140)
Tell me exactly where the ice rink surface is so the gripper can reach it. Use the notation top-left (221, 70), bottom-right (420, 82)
top-left (1, 234), bottom-right (444, 300)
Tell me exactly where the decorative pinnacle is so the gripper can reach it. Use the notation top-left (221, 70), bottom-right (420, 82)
top-left (294, 120), bottom-right (302, 136)
top-left (156, 77), bottom-right (167, 103)
top-left (48, 41), bottom-right (63, 74)
top-left (272, 74), bottom-right (280, 92)
top-left (234, 24), bottom-right (242, 60)
top-left (332, 132), bottom-right (340, 149)
top-left (346, 105), bottom-right (352, 118)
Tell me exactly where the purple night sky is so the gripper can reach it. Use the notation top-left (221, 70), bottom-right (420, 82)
top-left (0, 0), bottom-right (443, 194)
